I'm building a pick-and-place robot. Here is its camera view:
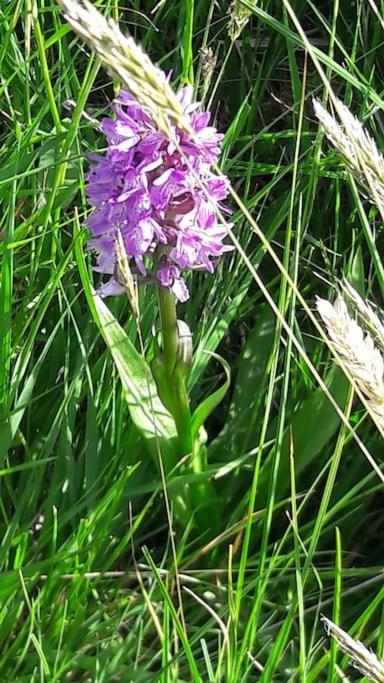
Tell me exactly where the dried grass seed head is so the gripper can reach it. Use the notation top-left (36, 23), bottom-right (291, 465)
top-left (55, 0), bottom-right (192, 138)
top-left (322, 616), bottom-right (384, 683)
top-left (228, 0), bottom-right (255, 40)
top-left (199, 46), bottom-right (217, 80)
top-left (115, 230), bottom-right (140, 321)
top-left (313, 97), bottom-right (384, 207)
top-left (316, 293), bottom-right (384, 427)
top-left (341, 280), bottom-right (384, 353)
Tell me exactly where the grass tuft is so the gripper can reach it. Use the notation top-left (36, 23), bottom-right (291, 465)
top-left (0, 0), bottom-right (383, 680)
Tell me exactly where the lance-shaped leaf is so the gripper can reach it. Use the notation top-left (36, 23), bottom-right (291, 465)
top-left (191, 351), bottom-right (231, 441)
top-left (93, 294), bottom-right (177, 444)
top-left (75, 224), bottom-right (178, 462)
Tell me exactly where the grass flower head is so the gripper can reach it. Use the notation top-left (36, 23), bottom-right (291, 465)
top-left (322, 616), bottom-right (384, 682)
top-left (316, 292), bottom-right (384, 428)
top-left (313, 97), bottom-right (384, 208)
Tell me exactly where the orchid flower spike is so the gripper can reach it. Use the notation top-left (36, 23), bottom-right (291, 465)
top-left (86, 84), bottom-right (232, 302)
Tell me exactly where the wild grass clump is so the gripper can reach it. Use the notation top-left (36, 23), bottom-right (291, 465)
top-left (0, 0), bottom-right (383, 681)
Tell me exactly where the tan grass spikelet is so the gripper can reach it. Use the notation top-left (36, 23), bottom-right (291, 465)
top-left (55, 0), bottom-right (192, 138)
top-left (199, 47), bottom-right (217, 88)
top-left (316, 293), bottom-right (384, 429)
top-left (115, 230), bottom-right (140, 322)
top-left (228, 1), bottom-right (256, 40)
top-left (322, 616), bottom-right (384, 682)
top-left (313, 98), bottom-right (384, 209)
top-left (341, 280), bottom-right (384, 354)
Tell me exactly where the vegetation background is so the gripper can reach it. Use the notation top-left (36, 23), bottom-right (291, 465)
top-left (0, 0), bottom-right (383, 680)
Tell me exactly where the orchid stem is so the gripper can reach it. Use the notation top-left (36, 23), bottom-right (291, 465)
top-left (157, 283), bottom-right (192, 458)
top-left (156, 281), bottom-right (218, 530)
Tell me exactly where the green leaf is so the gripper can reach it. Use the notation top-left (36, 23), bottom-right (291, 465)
top-left (178, 0), bottom-right (194, 84)
top-left (257, 366), bottom-right (350, 505)
top-left (222, 98), bottom-right (251, 165)
top-left (208, 305), bottom-right (276, 461)
top-left (74, 224), bottom-right (178, 463)
top-left (93, 294), bottom-right (177, 445)
top-left (191, 351), bottom-right (231, 441)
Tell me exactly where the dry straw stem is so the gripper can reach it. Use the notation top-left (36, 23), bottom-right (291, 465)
top-left (313, 97), bottom-right (384, 210)
top-left (322, 616), bottom-right (384, 683)
top-left (316, 292), bottom-right (384, 430)
top-left (55, 0), bottom-right (192, 138)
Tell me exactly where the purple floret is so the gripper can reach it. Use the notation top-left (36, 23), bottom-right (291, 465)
top-left (86, 83), bottom-right (232, 301)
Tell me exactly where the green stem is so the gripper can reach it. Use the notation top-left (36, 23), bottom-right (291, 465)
top-left (156, 273), bottom-right (217, 531)
top-left (157, 280), bottom-right (178, 377)
top-left (157, 283), bottom-right (192, 458)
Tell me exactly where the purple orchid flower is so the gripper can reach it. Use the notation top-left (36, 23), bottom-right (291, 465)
top-left (86, 84), bottom-right (232, 301)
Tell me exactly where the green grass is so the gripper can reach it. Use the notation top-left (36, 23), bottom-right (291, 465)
top-left (1, 0), bottom-right (384, 680)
